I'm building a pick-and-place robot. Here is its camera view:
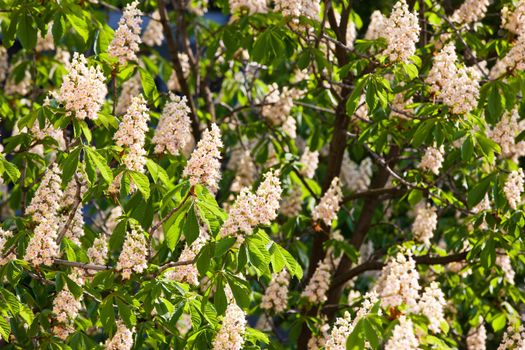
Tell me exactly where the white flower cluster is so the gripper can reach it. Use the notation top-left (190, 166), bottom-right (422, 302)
top-left (116, 226), bottom-right (148, 279)
top-left (166, 228), bottom-right (209, 285)
top-left (419, 146), bottom-right (445, 175)
top-left (261, 269), bottom-right (290, 313)
top-left (490, 33), bottom-right (525, 79)
top-left (299, 147), bottom-right (319, 179)
top-left (340, 156), bottom-right (373, 192)
top-left (36, 25), bottom-right (54, 52)
top-left (0, 227), bottom-right (14, 265)
top-left (496, 251), bottom-right (515, 283)
top-left (261, 84), bottom-right (301, 138)
top-left (308, 321), bottom-right (330, 350)
top-left (325, 312), bottom-right (353, 350)
top-left (142, 11), bottom-right (164, 47)
top-left (105, 320), bottom-right (134, 350)
top-left (426, 43), bottom-right (481, 115)
top-left (280, 185), bottom-right (303, 217)
top-left (312, 177), bottom-right (343, 226)
top-left (301, 256), bottom-right (333, 304)
top-left (450, 0), bottom-right (490, 24)
top-left (274, 0), bottom-right (320, 23)
top-left (502, 1), bottom-right (525, 35)
top-left (416, 282), bottom-right (446, 333)
top-left (230, 150), bottom-right (257, 193)
top-left (212, 302), bottom-right (247, 350)
top-left (108, 0), bottom-right (143, 65)
top-left (467, 323), bottom-right (487, 350)
top-left (374, 251), bottom-right (420, 311)
top-left (87, 235), bottom-right (109, 271)
top-left (58, 52), bottom-right (107, 121)
top-left (114, 94), bottom-right (150, 173)
top-left (52, 286), bottom-right (81, 339)
top-left (412, 202), bottom-right (438, 246)
top-left (60, 176), bottom-right (87, 246)
top-left (365, 10), bottom-right (387, 40)
top-left (167, 53), bottom-right (190, 91)
top-left (221, 170), bottom-right (282, 242)
top-left (25, 164), bottom-right (63, 266)
top-left (382, 0), bottom-right (420, 62)
top-left (229, 0), bottom-right (267, 14)
top-left (384, 315), bottom-right (419, 349)
top-left (153, 93), bottom-right (192, 156)
top-left (5, 64), bottom-right (31, 96)
top-left (504, 169), bottom-right (524, 210)
top-left (116, 74), bottom-right (141, 115)
top-left (183, 123), bottom-right (223, 193)
top-left (0, 47), bottom-right (8, 83)
top-left (498, 325), bottom-right (525, 350)
top-left (488, 109), bottom-right (525, 162)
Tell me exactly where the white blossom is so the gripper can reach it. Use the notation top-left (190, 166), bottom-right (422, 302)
top-left (299, 147), bottom-right (319, 179)
top-left (220, 170), bottom-right (282, 242)
top-left (108, 1), bottom-right (143, 65)
top-left (426, 43), bottom-right (480, 115)
top-left (152, 93), bottom-right (192, 156)
top-left (365, 10), bottom-right (387, 40)
top-left (504, 169), bottom-right (524, 210)
top-left (412, 202), bottom-right (438, 246)
top-left (261, 269), bottom-right (289, 313)
top-left (142, 11), bottom-right (164, 47)
top-left (340, 156), bottom-right (373, 192)
top-left (384, 316), bottom-right (419, 350)
top-left (467, 323), bottom-right (487, 350)
top-left (382, 0), bottom-right (420, 62)
top-left (230, 150), bottom-right (257, 193)
top-left (0, 47), bottom-right (8, 83)
top-left (105, 320), bottom-right (134, 350)
top-left (229, 0), bottom-right (267, 14)
top-left (116, 74), bottom-right (142, 115)
top-left (419, 146), bottom-right (445, 175)
top-left (496, 251), bottom-right (515, 283)
top-left (114, 94), bottom-right (150, 174)
top-left (280, 185), bottom-right (303, 217)
top-left (0, 227), bottom-right (14, 265)
top-left (488, 109), bottom-right (525, 162)
top-left (166, 228), bottom-right (209, 285)
top-left (212, 302), bottom-right (246, 350)
top-left (498, 325), bottom-right (525, 350)
top-left (374, 251), bottom-right (420, 311)
top-left (450, 0), bottom-right (490, 25)
top-left (24, 164), bottom-right (63, 266)
top-left (183, 123), bottom-right (223, 193)
top-left (301, 256), bottom-right (333, 304)
top-left (312, 177), bottom-right (343, 226)
top-left (52, 286), bottom-right (81, 340)
top-left (116, 226), bottom-right (148, 279)
top-left (417, 282), bottom-right (446, 333)
top-left (502, 1), bottom-right (525, 35)
top-left (490, 32), bottom-right (525, 79)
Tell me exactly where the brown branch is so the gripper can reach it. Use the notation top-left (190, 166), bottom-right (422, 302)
top-left (343, 186), bottom-right (404, 203)
top-left (54, 259), bottom-right (111, 271)
top-left (157, 258), bottom-right (196, 274)
top-left (149, 187), bottom-right (193, 237)
top-left (331, 250), bottom-right (469, 288)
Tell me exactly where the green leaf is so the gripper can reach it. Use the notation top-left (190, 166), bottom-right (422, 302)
top-left (491, 313), bottom-right (506, 332)
top-left (99, 296), bottom-right (115, 334)
top-left (467, 175), bottom-right (493, 208)
top-left (461, 135), bottom-right (475, 161)
top-left (62, 146), bottom-right (81, 185)
top-left (95, 22), bottom-right (114, 55)
top-left (183, 206), bottom-right (200, 245)
top-left (139, 67), bottom-right (159, 106)
top-left (0, 158), bottom-right (21, 183)
top-left (67, 13), bottom-right (89, 43)
top-left (84, 147), bottom-right (113, 184)
top-left (215, 237), bottom-right (236, 258)
top-left (128, 171), bottom-right (150, 199)
top-left (18, 14), bottom-right (37, 50)
top-left (0, 316), bottom-right (10, 342)
top-left (347, 319), bottom-right (366, 349)
top-left (116, 298), bottom-right (136, 328)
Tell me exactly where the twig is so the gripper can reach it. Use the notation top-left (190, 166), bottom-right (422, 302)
top-left (157, 259), bottom-right (196, 274)
top-left (54, 259), bottom-right (111, 271)
top-left (149, 187), bottom-right (193, 236)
